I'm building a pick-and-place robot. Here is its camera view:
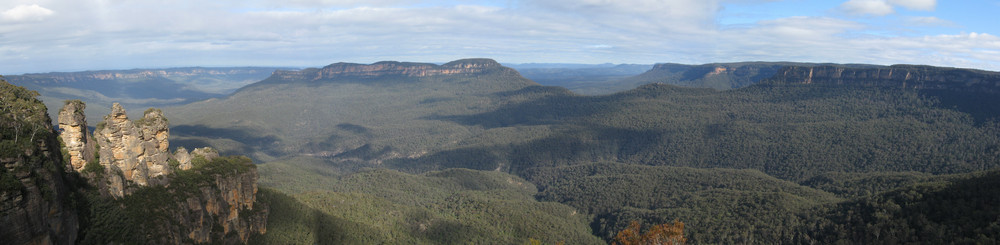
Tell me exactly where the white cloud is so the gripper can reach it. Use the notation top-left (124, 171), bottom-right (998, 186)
top-left (840, 0), bottom-right (895, 16)
top-left (887, 0), bottom-right (935, 11)
top-left (1, 4), bottom-right (54, 22)
top-left (838, 0), bottom-right (935, 16)
top-left (904, 16), bottom-right (955, 27)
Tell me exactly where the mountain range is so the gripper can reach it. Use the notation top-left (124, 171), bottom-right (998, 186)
top-left (3, 67), bottom-right (286, 121)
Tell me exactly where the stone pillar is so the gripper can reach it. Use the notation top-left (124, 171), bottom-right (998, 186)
top-left (57, 100), bottom-right (94, 172)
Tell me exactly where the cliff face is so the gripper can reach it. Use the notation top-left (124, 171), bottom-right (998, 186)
top-left (765, 65), bottom-right (1000, 93)
top-left (0, 80), bottom-right (79, 244)
top-left (267, 58), bottom-right (513, 82)
top-left (627, 62), bottom-right (797, 90)
top-left (178, 167), bottom-right (266, 243)
top-left (138, 158), bottom-right (267, 244)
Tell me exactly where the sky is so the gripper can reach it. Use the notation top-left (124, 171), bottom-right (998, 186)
top-left (1, 0), bottom-right (999, 74)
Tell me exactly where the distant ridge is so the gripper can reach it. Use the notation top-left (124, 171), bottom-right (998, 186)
top-left (763, 65), bottom-right (1000, 93)
top-left (271, 58), bottom-right (508, 80)
top-left (3, 67), bottom-right (283, 122)
top-left (619, 62), bottom-right (878, 90)
top-left (616, 61), bottom-right (1000, 92)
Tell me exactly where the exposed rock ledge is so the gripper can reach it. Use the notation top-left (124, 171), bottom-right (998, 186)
top-left (765, 65), bottom-right (1000, 93)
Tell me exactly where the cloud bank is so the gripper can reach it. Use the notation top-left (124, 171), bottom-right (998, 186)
top-left (0, 0), bottom-right (997, 74)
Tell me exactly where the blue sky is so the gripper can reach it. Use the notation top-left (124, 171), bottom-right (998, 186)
top-left (1, 0), bottom-right (998, 74)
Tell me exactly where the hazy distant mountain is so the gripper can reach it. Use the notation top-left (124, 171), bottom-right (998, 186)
top-left (166, 58), bottom-right (553, 162)
top-left (510, 63), bottom-right (653, 95)
top-left (3, 67), bottom-right (287, 121)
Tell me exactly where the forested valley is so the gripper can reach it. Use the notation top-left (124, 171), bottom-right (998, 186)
top-left (5, 60), bottom-right (1000, 244)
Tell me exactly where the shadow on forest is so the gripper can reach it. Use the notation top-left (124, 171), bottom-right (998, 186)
top-left (171, 125), bottom-right (283, 159)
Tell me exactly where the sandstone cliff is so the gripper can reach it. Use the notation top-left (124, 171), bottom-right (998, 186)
top-left (764, 65), bottom-right (1000, 93)
top-left (624, 62), bottom-right (811, 90)
top-left (1, 81), bottom-right (79, 244)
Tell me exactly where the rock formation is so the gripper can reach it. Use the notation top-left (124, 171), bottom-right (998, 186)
top-left (174, 147), bottom-right (193, 170)
top-left (173, 147), bottom-right (218, 171)
top-left (3, 78), bottom-right (267, 244)
top-left (94, 103), bottom-right (172, 193)
top-left (57, 100), bottom-right (95, 172)
top-left (137, 158), bottom-right (267, 244)
top-left (171, 166), bottom-right (267, 243)
top-left (50, 100), bottom-right (268, 243)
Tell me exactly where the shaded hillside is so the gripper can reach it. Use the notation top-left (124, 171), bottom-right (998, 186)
top-left (801, 170), bottom-right (1000, 244)
top-left (4, 67), bottom-right (283, 122)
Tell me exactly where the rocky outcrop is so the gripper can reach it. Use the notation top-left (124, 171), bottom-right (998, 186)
top-left (94, 103), bottom-right (173, 196)
top-left (57, 100), bottom-right (95, 172)
top-left (6, 81), bottom-right (267, 244)
top-left (174, 147), bottom-right (193, 170)
top-left (179, 168), bottom-right (266, 243)
top-left (174, 147), bottom-right (219, 171)
top-left (267, 58), bottom-right (512, 82)
top-left (765, 65), bottom-right (1000, 93)
top-left (145, 160), bottom-right (267, 244)
top-left (1, 81), bottom-right (79, 244)
top-left (137, 108), bottom-right (171, 178)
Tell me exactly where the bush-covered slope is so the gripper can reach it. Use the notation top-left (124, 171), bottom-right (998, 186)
top-left (524, 162), bottom-right (840, 244)
top-left (395, 82), bottom-right (1000, 181)
top-left (256, 159), bottom-right (603, 244)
